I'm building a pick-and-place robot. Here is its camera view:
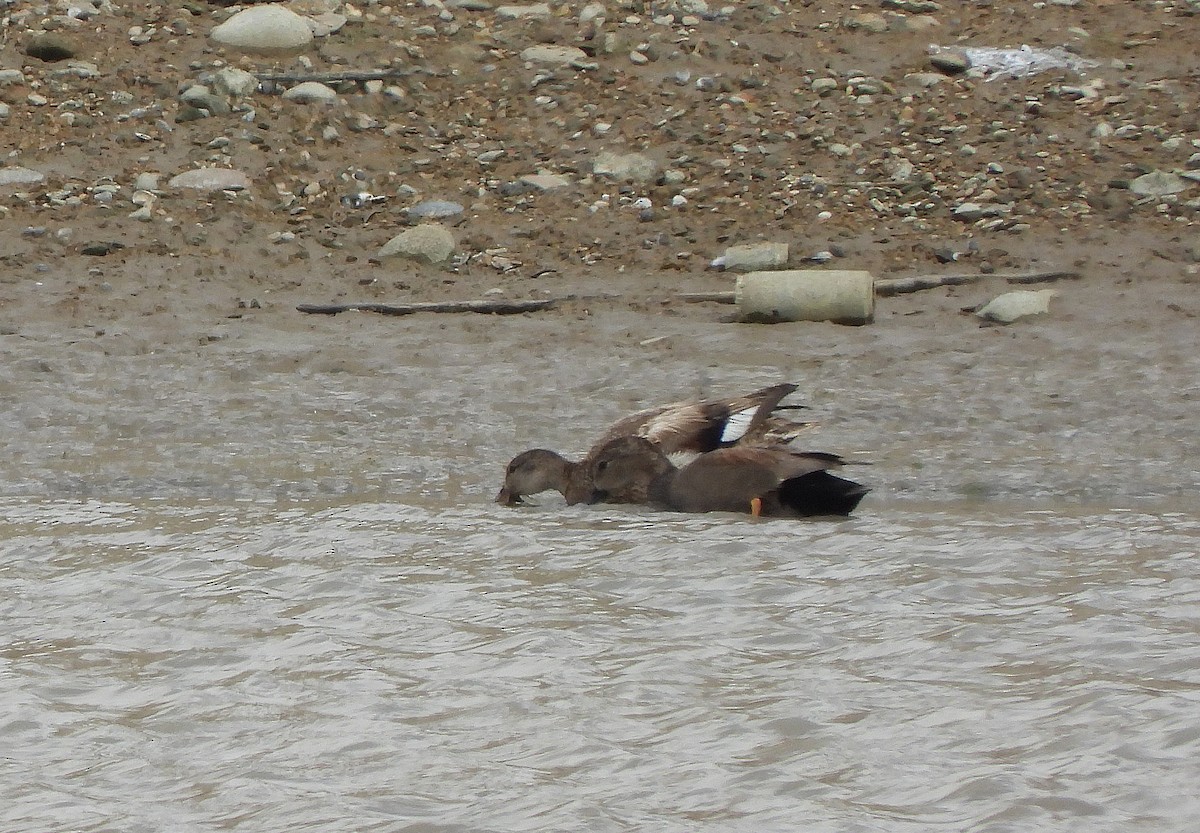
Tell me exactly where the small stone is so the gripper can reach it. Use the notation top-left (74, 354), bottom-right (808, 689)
top-left (976, 290), bottom-right (1055, 324)
top-left (379, 224), bottom-right (455, 263)
top-left (520, 45), bottom-right (587, 65)
top-left (181, 85), bottom-right (231, 114)
top-left (496, 3), bottom-right (551, 19)
top-left (282, 82), bottom-right (339, 104)
top-left (810, 77), bottom-right (838, 96)
top-left (905, 72), bottom-right (945, 88)
top-left (407, 200), bottom-right (464, 219)
top-left (25, 33), bottom-right (78, 62)
top-left (846, 12), bottom-right (888, 33)
top-left (1129, 171), bottom-right (1191, 197)
top-left (133, 172), bottom-right (161, 191)
top-left (0, 166), bottom-right (46, 190)
top-left (930, 51), bottom-right (970, 75)
top-left (519, 173), bottom-right (571, 191)
top-left (169, 168), bottom-right (252, 191)
top-left (953, 202), bottom-right (986, 221)
top-left (212, 67), bottom-right (259, 99)
top-left (593, 151), bottom-right (658, 182)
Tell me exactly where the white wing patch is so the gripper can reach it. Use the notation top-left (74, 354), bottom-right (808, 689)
top-left (720, 407), bottom-right (757, 444)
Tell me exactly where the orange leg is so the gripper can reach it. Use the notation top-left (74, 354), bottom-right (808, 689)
top-left (750, 497), bottom-right (762, 518)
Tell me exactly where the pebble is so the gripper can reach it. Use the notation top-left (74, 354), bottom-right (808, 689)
top-left (930, 51), bottom-right (970, 75)
top-left (976, 290), bottom-right (1056, 324)
top-left (0, 167), bottom-right (46, 189)
top-left (408, 200), bottom-right (465, 219)
top-left (520, 45), bottom-right (588, 66)
top-left (282, 82), bottom-right (339, 104)
top-left (593, 151), bottom-right (659, 183)
top-left (496, 3), bottom-right (551, 20)
top-left (25, 33), bottom-right (78, 62)
top-left (1130, 171), bottom-right (1191, 197)
top-left (212, 68), bottom-right (259, 99)
top-left (379, 224), bottom-right (456, 263)
top-left (519, 174), bottom-right (571, 191)
top-left (168, 168), bottom-right (251, 191)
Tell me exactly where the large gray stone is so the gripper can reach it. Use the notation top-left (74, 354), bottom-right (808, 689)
top-left (0, 166), bottom-right (46, 189)
top-left (379, 224), bottom-right (455, 264)
top-left (1130, 171), bottom-right (1191, 197)
top-left (211, 5), bottom-right (314, 52)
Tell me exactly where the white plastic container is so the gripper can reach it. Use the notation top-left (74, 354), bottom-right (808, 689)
top-left (735, 269), bottom-right (875, 325)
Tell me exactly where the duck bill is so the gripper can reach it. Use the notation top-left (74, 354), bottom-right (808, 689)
top-left (495, 487), bottom-right (524, 506)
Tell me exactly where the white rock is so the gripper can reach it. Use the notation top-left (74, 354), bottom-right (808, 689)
top-left (210, 5), bottom-right (314, 52)
top-left (133, 172), bottom-right (161, 191)
top-left (496, 3), bottom-right (551, 19)
top-left (976, 290), bottom-right (1056, 324)
top-left (169, 168), bottom-right (252, 191)
top-left (212, 67), bottom-right (259, 99)
top-left (1129, 170), bottom-right (1191, 197)
top-left (520, 45), bottom-right (587, 65)
top-left (593, 151), bottom-right (658, 182)
top-left (0, 166), bottom-right (45, 189)
top-left (579, 2), bottom-right (606, 23)
top-left (379, 224), bottom-right (455, 264)
top-left (282, 81), bottom-right (339, 104)
top-left (519, 173), bottom-right (571, 191)
top-left (308, 13), bottom-right (347, 37)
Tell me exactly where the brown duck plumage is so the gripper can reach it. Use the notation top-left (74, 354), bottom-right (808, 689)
top-left (587, 435), bottom-right (870, 518)
top-left (496, 383), bottom-right (810, 506)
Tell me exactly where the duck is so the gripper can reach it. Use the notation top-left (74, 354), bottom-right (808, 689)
top-left (496, 383), bottom-right (810, 506)
top-left (586, 435), bottom-right (870, 518)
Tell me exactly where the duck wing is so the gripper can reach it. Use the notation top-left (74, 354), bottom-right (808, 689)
top-left (591, 383), bottom-right (802, 455)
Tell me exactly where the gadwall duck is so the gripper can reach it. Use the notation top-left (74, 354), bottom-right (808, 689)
top-left (496, 383), bottom-right (810, 506)
top-left (586, 435), bottom-right (869, 518)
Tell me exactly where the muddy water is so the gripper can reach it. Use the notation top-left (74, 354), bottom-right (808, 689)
top-left (2, 292), bottom-right (1199, 831)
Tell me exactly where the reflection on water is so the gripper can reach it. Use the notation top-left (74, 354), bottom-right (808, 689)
top-left (3, 498), bottom-right (1198, 832)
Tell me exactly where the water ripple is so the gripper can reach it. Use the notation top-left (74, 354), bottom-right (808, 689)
top-left (3, 499), bottom-right (1199, 832)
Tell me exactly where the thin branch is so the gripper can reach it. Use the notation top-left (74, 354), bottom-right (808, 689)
top-left (256, 68), bottom-right (418, 85)
top-left (297, 299), bottom-right (556, 316)
top-left (874, 270), bottom-right (1081, 297)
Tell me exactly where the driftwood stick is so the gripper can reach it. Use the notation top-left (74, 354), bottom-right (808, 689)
top-left (256, 68), bottom-right (415, 85)
top-left (297, 299), bottom-right (556, 316)
top-left (679, 291), bottom-right (737, 304)
top-left (1003, 270), bottom-right (1082, 285)
top-left (873, 273), bottom-right (984, 297)
top-left (874, 270), bottom-right (1081, 297)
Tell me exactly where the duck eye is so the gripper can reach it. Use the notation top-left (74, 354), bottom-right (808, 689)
top-left (596, 460), bottom-right (609, 473)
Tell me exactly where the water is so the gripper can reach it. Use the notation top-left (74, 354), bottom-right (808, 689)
top-left (3, 497), bottom-right (1198, 833)
top-left (2, 305), bottom-right (1199, 831)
